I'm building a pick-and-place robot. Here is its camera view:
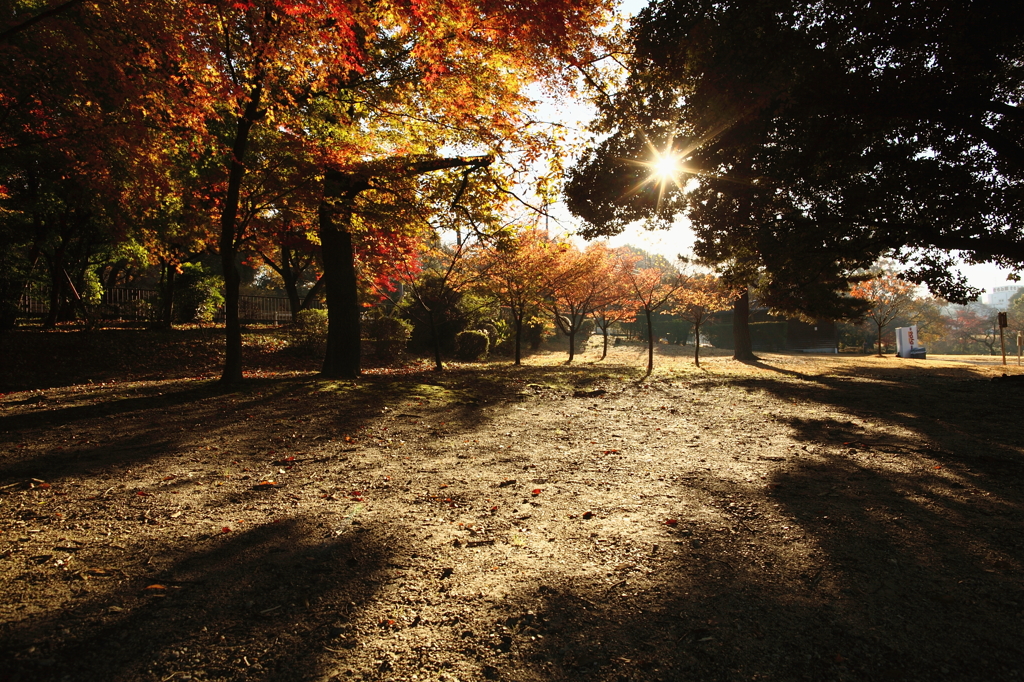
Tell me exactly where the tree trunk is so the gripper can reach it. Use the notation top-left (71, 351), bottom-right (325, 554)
top-left (645, 308), bottom-right (655, 376)
top-left (513, 314), bottom-right (523, 366)
top-left (159, 262), bottom-right (176, 328)
top-left (567, 326), bottom-right (576, 363)
top-left (732, 288), bottom-right (758, 362)
top-left (280, 247), bottom-right (302, 322)
top-left (300, 275), bottom-right (325, 313)
top-left (219, 82), bottom-right (263, 384)
top-left (876, 322), bottom-right (884, 356)
top-left (429, 309), bottom-right (443, 372)
top-left (601, 325), bottom-right (609, 360)
top-left (694, 321), bottom-right (701, 367)
top-left (319, 196), bottom-right (362, 379)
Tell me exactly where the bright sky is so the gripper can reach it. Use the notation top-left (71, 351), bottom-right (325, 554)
top-left (544, 0), bottom-right (1020, 303)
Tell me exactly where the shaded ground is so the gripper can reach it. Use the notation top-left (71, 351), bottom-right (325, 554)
top-left (1, 329), bottom-right (1023, 682)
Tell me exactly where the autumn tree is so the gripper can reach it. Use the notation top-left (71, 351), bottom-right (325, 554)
top-left (1010, 291), bottom-right (1024, 332)
top-left (944, 307), bottom-right (991, 354)
top-left (545, 241), bottom-right (620, 363)
top-left (851, 273), bottom-right (917, 356)
top-left (591, 249), bottom-right (640, 360)
top-left (671, 270), bottom-right (737, 367)
top-left (389, 174), bottom-right (504, 372)
top-left (625, 265), bottom-right (683, 376)
top-left (1, 0), bottom-right (614, 380)
top-left (473, 227), bottom-right (558, 366)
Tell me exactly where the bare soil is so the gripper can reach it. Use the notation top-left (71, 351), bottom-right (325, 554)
top-left (1, 329), bottom-right (1023, 682)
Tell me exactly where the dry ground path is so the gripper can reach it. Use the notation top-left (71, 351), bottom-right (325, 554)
top-left (1, 334), bottom-right (1022, 682)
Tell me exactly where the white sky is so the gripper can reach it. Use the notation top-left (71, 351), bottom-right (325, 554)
top-left (542, 0), bottom-right (1019, 302)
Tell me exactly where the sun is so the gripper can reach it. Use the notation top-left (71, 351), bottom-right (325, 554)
top-left (650, 150), bottom-right (681, 182)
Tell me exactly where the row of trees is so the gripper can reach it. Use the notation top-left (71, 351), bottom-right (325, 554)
top-left (0, 0), bottom-right (616, 381)
top-left (381, 228), bottom-right (737, 375)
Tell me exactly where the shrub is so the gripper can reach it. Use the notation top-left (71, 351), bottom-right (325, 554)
top-left (293, 308), bottom-right (328, 354)
top-left (575, 318), bottom-right (596, 352)
top-left (479, 322), bottom-right (499, 345)
top-left (365, 314), bottom-right (412, 364)
top-left (454, 329), bottom-right (489, 361)
top-left (401, 276), bottom-right (467, 356)
top-left (524, 319), bottom-right (547, 350)
top-left (174, 263), bottom-right (224, 324)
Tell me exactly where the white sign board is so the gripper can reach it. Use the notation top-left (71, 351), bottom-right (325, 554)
top-left (896, 325), bottom-right (921, 358)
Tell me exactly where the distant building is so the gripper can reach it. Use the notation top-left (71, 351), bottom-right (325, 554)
top-left (986, 284), bottom-right (1024, 309)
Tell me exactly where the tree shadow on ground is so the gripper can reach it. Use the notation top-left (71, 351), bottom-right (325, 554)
top-left (1, 516), bottom-right (398, 682)
top-left (454, 365), bottom-right (1023, 682)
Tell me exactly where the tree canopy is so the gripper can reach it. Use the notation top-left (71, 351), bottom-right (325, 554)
top-left (565, 0), bottom-right (1024, 317)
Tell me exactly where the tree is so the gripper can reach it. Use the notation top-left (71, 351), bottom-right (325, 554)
top-left (546, 241), bottom-right (619, 363)
top-left (318, 155), bottom-right (495, 378)
top-left (944, 307), bottom-right (990, 354)
top-left (472, 227), bottom-right (557, 366)
top-left (2, 0), bottom-right (615, 379)
top-left (625, 265), bottom-right (683, 376)
top-left (1010, 291), bottom-right (1024, 334)
top-left (591, 249), bottom-right (641, 360)
top-left (671, 271), bottom-right (737, 367)
top-left (851, 273), bottom-right (917, 356)
top-left (568, 0), bottom-right (1024, 318)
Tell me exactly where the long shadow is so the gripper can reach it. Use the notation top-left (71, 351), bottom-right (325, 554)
top-left (426, 363), bottom-right (1024, 681)
top-left (0, 376), bottom-right (407, 483)
top-left (1, 515), bottom-right (396, 681)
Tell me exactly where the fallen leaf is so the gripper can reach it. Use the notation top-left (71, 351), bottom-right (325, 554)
top-left (665, 519), bottom-right (678, 526)
top-left (162, 475), bottom-right (176, 481)
top-left (145, 584), bottom-right (166, 590)
top-left (135, 491), bottom-right (150, 497)
top-left (253, 481), bottom-right (285, 490)
top-left (582, 511), bottom-right (594, 520)
top-left (532, 489), bottom-right (542, 496)
top-left (221, 527), bottom-right (231, 533)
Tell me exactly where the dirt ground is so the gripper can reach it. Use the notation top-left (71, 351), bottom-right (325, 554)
top-left (1, 329), bottom-right (1023, 682)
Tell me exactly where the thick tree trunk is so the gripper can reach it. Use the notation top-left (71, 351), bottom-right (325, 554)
top-left (732, 288), bottom-right (758, 362)
top-left (219, 83), bottom-right (263, 384)
top-left (567, 326), bottom-right (576, 363)
top-left (600, 326), bottom-right (609, 360)
top-left (319, 198), bottom-right (362, 379)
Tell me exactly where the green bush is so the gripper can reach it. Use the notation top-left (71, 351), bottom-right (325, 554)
top-left (454, 329), bottom-right (490, 361)
top-left (293, 308), bottom-right (328, 354)
top-left (524, 320), bottom-right (546, 350)
top-left (174, 263), bottom-right (224, 324)
top-left (365, 314), bottom-right (412, 364)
